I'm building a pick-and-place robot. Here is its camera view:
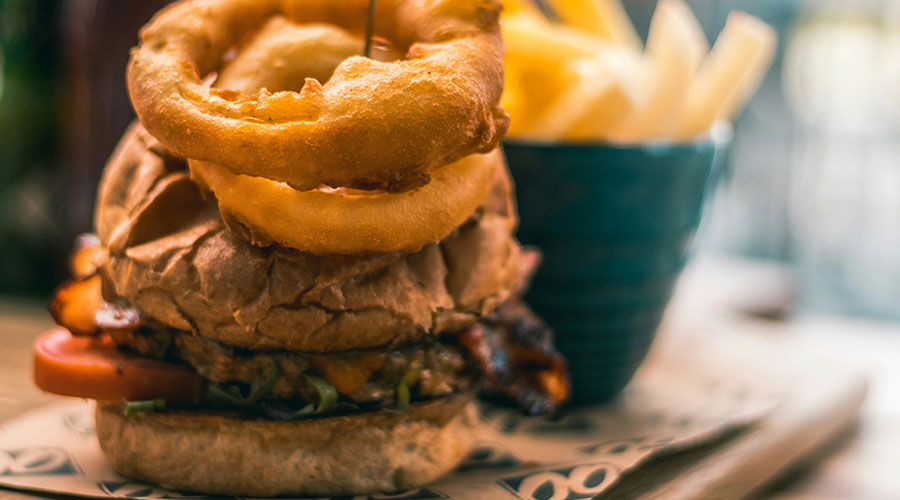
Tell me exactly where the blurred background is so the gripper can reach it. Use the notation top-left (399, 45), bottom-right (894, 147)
top-left (1, 0), bottom-right (900, 322)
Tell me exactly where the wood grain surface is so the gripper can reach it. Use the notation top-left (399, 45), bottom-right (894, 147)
top-left (0, 300), bottom-right (57, 423)
top-left (0, 299), bottom-right (67, 500)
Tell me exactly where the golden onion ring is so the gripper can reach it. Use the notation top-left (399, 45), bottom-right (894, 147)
top-left (127, 0), bottom-right (508, 192)
top-left (189, 149), bottom-right (501, 255)
top-left (215, 17), bottom-right (401, 94)
top-left (215, 18), bottom-right (368, 94)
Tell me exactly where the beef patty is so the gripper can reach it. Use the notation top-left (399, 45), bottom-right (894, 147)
top-left (111, 327), bottom-right (473, 407)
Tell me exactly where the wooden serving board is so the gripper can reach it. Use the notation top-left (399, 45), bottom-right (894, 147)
top-left (600, 322), bottom-right (868, 500)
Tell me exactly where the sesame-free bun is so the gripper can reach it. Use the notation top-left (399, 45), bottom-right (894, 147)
top-left (95, 395), bottom-right (477, 497)
top-left (94, 124), bottom-right (523, 352)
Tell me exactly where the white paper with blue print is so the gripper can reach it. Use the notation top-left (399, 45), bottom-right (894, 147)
top-left (0, 354), bottom-right (777, 500)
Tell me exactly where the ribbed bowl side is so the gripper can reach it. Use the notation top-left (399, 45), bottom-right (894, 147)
top-left (504, 139), bottom-right (719, 404)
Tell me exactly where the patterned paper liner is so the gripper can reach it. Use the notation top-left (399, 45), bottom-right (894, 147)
top-left (0, 353), bottom-right (777, 500)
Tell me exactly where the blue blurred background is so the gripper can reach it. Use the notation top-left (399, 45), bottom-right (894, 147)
top-left (1, 0), bottom-right (899, 319)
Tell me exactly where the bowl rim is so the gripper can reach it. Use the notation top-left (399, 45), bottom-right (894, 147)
top-left (503, 121), bottom-right (734, 154)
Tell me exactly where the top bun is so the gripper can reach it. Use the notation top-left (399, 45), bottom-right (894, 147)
top-left (95, 124), bottom-right (524, 352)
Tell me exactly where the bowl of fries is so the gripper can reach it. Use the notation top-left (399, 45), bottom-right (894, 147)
top-left (502, 0), bottom-right (776, 404)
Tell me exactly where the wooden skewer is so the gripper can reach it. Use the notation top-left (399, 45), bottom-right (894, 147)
top-left (363, 0), bottom-right (377, 58)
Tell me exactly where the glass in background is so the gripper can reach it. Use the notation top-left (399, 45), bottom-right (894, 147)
top-left (785, 0), bottom-right (900, 318)
top-left (694, 0), bottom-right (801, 261)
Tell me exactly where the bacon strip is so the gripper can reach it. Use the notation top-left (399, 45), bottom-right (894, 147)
top-left (458, 300), bottom-right (570, 414)
top-left (51, 234), bottom-right (142, 337)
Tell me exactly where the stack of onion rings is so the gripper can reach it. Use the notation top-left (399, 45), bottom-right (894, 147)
top-left (128, 0), bottom-right (509, 192)
top-left (128, 0), bottom-right (511, 255)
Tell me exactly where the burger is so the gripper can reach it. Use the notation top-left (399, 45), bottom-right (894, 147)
top-left (33, 0), bottom-right (569, 496)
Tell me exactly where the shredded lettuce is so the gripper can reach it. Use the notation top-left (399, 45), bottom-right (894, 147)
top-left (123, 398), bottom-right (166, 415)
top-left (246, 363), bottom-right (282, 404)
top-left (394, 367), bottom-right (420, 412)
top-left (207, 363), bottom-right (282, 409)
top-left (303, 373), bottom-right (338, 414)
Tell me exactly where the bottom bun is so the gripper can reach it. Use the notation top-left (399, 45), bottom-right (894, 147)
top-left (95, 395), bottom-right (477, 496)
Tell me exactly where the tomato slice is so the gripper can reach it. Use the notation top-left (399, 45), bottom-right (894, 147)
top-left (33, 328), bottom-right (206, 403)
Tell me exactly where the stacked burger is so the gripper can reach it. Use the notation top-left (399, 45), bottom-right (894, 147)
top-left (34, 0), bottom-right (568, 496)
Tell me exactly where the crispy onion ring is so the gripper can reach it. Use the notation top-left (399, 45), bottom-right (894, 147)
top-left (215, 18), bottom-right (368, 93)
top-left (192, 14), bottom-right (501, 255)
top-left (128, 0), bottom-right (509, 192)
top-left (215, 17), bottom-right (401, 94)
top-left (189, 149), bottom-right (502, 254)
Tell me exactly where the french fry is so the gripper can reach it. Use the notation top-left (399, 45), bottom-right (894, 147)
top-left (715, 15), bottom-right (777, 122)
top-left (520, 71), bottom-right (617, 140)
top-left (615, 0), bottom-right (707, 142)
top-left (520, 56), bottom-right (638, 141)
top-left (677, 11), bottom-right (777, 138)
top-left (503, 53), bottom-right (573, 135)
top-left (503, 15), bottom-right (644, 76)
top-left (502, 16), bottom-right (585, 135)
top-left (565, 78), bottom-right (635, 140)
top-left (503, 0), bottom-right (549, 23)
top-left (503, 15), bottom-right (645, 137)
top-left (543, 0), bottom-right (642, 51)
top-left (501, 2), bottom-right (775, 142)
top-left (503, 14), bottom-right (614, 63)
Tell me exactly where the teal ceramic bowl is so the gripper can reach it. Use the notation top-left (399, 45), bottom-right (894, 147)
top-left (504, 132), bottom-right (729, 405)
